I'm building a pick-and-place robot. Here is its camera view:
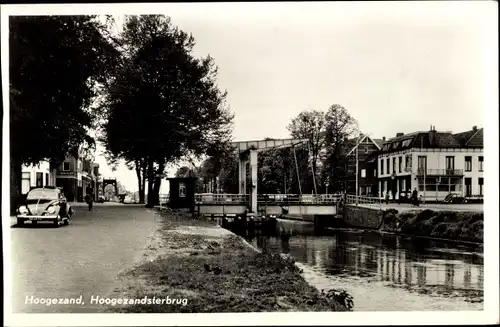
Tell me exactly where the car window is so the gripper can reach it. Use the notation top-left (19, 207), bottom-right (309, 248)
top-left (26, 188), bottom-right (59, 200)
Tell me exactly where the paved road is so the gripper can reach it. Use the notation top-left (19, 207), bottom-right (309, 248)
top-left (10, 203), bottom-right (159, 313)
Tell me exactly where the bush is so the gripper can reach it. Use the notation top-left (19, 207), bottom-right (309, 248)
top-left (321, 289), bottom-right (354, 311)
top-left (415, 209), bottom-right (436, 222)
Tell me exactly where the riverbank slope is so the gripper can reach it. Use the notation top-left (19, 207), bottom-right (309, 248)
top-left (380, 209), bottom-right (483, 243)
top-left (103, 209), bottom-right (350, 312)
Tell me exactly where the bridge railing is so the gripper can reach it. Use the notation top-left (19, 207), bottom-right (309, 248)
top-left (258, 194), bottom-right (342, 204)
top-left (195, 193), bottom-right (249, 204)
top-left (345, 194), bottom-right (382, 205)
top-left (194, 193), bottom-right (342, 205)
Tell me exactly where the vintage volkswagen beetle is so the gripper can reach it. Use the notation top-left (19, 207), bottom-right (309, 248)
top-left (17, 187), bottom-right (73, 227)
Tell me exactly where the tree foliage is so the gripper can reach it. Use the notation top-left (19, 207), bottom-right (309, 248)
top-left (101, 15), bottom-right (234, 206)
top-left (321, 104), bottom-right (359, 193)
top-left (10, 15), bottom-right (118, 165)
top-left (9, 15), bottom-right (119, 212)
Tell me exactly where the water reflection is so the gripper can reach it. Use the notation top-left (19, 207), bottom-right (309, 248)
top-left (248, 221), bottom-right (483, 311)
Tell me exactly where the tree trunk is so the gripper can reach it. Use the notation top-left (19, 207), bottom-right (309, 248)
top-left (135, 159), bottom-right (144, 203)
top-left (10, 155), bottom-right (22, 215)
top-left (141, 159), bottom-right (147, 203)
top-left (151, 159), bottom-right (165, 206)
top-left (145, 158), bottom-right (155, 208)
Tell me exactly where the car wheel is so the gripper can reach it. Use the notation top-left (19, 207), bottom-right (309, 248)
top-left (17, 218), bottom-right (24, 226)
top-left (53, 216), bottom-right (60, 227)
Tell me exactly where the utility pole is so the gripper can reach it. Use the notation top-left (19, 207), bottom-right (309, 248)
top-left (355, 133), bottom-right (361, 205)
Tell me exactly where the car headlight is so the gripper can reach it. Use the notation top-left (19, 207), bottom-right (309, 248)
top-left (47, 206), bottom-right (57, 214)
top-left (18, 206), bottom-right (28, 214)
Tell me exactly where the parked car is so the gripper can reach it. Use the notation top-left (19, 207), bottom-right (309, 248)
top-left (123, 196), bottom-right (133, 204)
top-left (16, 187), bottom-right (73, 227)
top-left (97, 196), bottom-right (105, 203)
top-left (442, 193), bottom-right (466, 204)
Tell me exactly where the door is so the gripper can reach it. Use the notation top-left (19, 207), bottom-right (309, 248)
top-left (464, 178), bottom-right (472, 197)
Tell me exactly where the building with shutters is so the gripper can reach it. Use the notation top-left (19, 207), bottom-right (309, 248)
top-left (376, 125), bottom-right (483, 202)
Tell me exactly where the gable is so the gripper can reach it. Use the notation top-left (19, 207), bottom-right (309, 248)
top-left (346, 135), bottom-right (381, 156)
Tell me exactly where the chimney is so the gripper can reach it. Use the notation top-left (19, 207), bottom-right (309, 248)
top-left (472, 125), bottom-right (477, 131)
top-left (429, 125), bottom-right (437, 146)
top-left (382, 136), bottom-right (386, 141)
top-left (396, 133), bottom-right (404, 137)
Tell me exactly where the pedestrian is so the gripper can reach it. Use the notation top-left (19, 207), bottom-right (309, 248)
top-left (385, 191), bottom-right (390, 205)
top-left (411, 188), bottom-right (419, 206)
top-left (85, 194), bottom-right (93, 211)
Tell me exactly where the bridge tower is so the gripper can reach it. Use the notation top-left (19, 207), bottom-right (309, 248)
top-left (231, 138), bottom-right (308, 215)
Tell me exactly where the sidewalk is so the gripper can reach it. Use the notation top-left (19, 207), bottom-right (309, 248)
top-left (102, 208), bottom-right (350, 313)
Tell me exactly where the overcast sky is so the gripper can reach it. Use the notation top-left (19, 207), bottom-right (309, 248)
top-left (9, 2), bottom-right (495, 193)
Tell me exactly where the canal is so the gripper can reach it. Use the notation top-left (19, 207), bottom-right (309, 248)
top-left (247, 219), bottom-right (484, 311)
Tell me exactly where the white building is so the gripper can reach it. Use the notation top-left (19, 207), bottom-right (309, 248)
top-left (377, 126), bottom-right (483, 202)
top-left (21, 160), bottom-right (56, 194)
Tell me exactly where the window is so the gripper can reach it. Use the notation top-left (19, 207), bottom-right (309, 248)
top-left (402, 139), bottom-right (412, 148)
top-left (380, 160), bottom-right (384, 176)
top-left (179, 183), bottom-right (186, 198)
top-left (478, 156), bottom-right (483, 172)
top-left (478, 178), bottom-right (483, 196)
top-left (36, 172), bottom-right (43, 187)
top-left (386, 158), bottom-right (390, 175)
top-left (464, 156), bottom-right (472, 172)
top-left (392, 158), bottom-right (396, 174)
top-left (22, 172), bottom-right (31, 194)
top-left (445, 156), bottom-right (455, 171)
top-left (45, 173), bottom-right (49, 186)
top-left (405, 155), bottom-right (412, 171)
top-left (398, 156), bottom-right (403, 173)
top-left (364, 146), bottom-right (368, 154)
top-left (63, 162), bottom-right (70, 171)
top-left (418, 156), bottom-right (427, 174)
top-left (361, 169), bottom-right (366, 178)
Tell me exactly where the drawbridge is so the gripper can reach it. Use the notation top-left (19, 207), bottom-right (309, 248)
top-left (195, 193), bottom-right (342, 217)
top-left (196, 138), bottom-right (342, 217)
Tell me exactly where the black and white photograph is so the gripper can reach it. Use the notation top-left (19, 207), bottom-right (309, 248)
top-left (2, 1), bottom-right (498, 326)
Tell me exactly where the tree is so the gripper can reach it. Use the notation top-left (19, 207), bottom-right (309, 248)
top-left (322, 104), bottom-right (359, 193)
top-left (102, 15), bottom-right (233, 207)
top-left (287, 110), bottom-right (325, 182)
top-left (9, 15), bottom-right (118, 213)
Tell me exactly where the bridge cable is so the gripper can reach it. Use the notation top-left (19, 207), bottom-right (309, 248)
top-left (292, 145), bottom-right (303, 219)
top-left (307, 141), bottom-right (318, 195)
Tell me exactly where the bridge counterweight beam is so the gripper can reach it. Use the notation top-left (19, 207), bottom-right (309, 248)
top-left (238, 157), bottom-right (247, 195)
top-left (250, 150), bottom-right (258, 214)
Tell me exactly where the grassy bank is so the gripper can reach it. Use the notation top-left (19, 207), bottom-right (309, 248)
top-left (380, 209), bottom-right (483, 243)
top-left (104, 210), bottom-right (351, 312)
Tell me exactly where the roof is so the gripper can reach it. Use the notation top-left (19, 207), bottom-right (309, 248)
top-left (380, 130), bottom-right (461, 153)
top-left (453, 127), bottom-right (483, 148)
top-left (372, 139), bottom-right (385, 148)
top-left (346, 134), bottom-right (382, 156)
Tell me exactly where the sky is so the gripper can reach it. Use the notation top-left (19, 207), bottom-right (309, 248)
top-left (8, 2), bottom-right (497, 193)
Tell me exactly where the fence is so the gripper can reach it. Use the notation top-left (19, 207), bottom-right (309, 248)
top-left (345, 194), bottom-right (382, 205)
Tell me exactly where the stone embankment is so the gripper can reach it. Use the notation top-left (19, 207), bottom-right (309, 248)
top-left (103, 209), bottom-right (351, 313)
top-left (379, 209), bottom-right (483, 243)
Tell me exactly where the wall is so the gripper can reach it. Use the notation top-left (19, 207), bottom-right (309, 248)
top-left (377, 148), bottom-right (484, 200)
top-left (343, 205), bottom-right (384, 229)
top-left (21, 161), bottom-right (53, 194)
top-left (411, 149), bottom-right (484, 197)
